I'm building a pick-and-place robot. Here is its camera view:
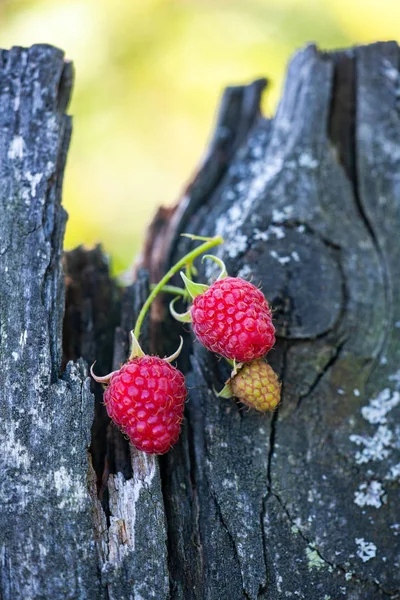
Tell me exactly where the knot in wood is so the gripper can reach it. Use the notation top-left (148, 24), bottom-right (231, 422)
top-left (242, 224), bottom-right (344, 339)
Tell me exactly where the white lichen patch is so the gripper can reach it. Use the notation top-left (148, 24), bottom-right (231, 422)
top-left (0, 426), bottom-right (31, 470)
top-left (291, 524), bottom-right (299, 534)
top-left (237, 264), bottom-right (252, 280)
top-left (222, 478), bottom-right (236, 489)
top-left (19, 329), bottom-right (28, 348)
top-left (272, 205), bottom-right (293, 223)
top-left (32, 370), bottom-right (50, 395)
top-left (53, 466), bottom-right (72, 494)
top-left (305, 547), bottom-right (326, 570)
top-left (270, 250), bottom-right (291, 265)
top-left (53, 465), bottom-right (87, 510)
top-left (25, 172), bottom-right (43, 198)
top-left (361, 388), bottom-right (400, 424)
top-left (298, 152), bottom-right (319, 169)
top-left (390, 524), bottom-right (400, 536)
top-left (355, 538), bottom-right (377, 563)
top-left (354, 481), bottom-right (385, 508)
top-left (350, 425), bottom-right (393, 464)
top-left (65, 361), bottom-right (84, 384)
top-left (254, 225), bottom-right (286, 241)
top-left (388, 370), bottom-right (400, 385)
top-left (226, 234), bottom-right (248, 259)
top-left (291, 251), bottom-right (300, 262)
top-left (386, 463), bottom-right (400, 481)
top-left (211, 127), bottom-right (292, 266)
top-left (253, 228), bottom-right (269, 241)
top-left (8, 135), bottom-right (25, 160)
top-left (382, 58), bottom-right (399, 82)
top-left (351, 384), bottom-right (400, 466)
top-left (212, 195), bottom-right (250, 261)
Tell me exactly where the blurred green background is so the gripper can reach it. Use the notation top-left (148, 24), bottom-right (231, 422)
top-left (1, 0), bottom-right (399, 274)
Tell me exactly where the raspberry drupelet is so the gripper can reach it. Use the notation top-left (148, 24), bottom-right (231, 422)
top-left (190, 277), bottom-right (275, 363)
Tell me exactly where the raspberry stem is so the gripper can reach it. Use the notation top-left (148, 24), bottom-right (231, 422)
top-left (133, 235), bottom-right (224, 342)
top-left (150, 284), bottom-right (188, 297)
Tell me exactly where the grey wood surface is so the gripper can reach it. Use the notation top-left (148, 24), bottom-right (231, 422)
top-left (162, 42), bottom-right (400, 599)
top-left (0, 45), bottom-right (100, 598)
top-left (1, 42), bottom-right (399, 599)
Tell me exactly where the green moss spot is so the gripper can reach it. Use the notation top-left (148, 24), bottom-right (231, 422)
top-left (306, 547), bottom-right (327, 571)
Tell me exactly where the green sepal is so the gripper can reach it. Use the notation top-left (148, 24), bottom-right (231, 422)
top-left (164, 336), bottom-right (184, 363)
top-left (201, 254), bottom-right (228, 280)
top-left (180, 272), bottom-right (209, 299)
top-left (216, 382), bottom-right (234, 399)
top-left (128, 331), bottom-right (146, 360)
top-left (169, 297), bottom-right (192, 323)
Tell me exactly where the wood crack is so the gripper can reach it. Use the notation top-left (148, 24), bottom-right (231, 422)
top-left (328, 50), bottom-right (391, 368)
top-left (296, 336), bottom-right (347, 409)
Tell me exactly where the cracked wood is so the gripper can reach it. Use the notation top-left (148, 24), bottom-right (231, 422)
top-left (153, 42), bottom-right (400, 599)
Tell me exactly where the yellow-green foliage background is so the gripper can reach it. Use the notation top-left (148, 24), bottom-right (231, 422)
top-left (1, 0), bottom-right (399, 273)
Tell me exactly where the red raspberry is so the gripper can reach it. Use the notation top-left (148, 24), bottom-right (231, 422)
top-left (190, 277), bottom-right (275, 362)
top-left (103, 356), bottom-right (186, 455)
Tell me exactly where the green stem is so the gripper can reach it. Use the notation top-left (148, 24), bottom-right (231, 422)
top-left (185, 261), bottom-right (192, 280)
top-left (149, 284), bottom-right (187, 297)
top-left (134, 235), bottom-right (224, 340)
top-left (224, 356), bottom-right (240, 376)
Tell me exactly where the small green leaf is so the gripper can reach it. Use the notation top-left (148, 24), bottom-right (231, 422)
top-left (180, 272), bottom-right (209, 299)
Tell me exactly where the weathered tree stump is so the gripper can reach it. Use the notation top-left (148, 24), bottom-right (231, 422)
top-left (0, 42), bottom-right (399, 599)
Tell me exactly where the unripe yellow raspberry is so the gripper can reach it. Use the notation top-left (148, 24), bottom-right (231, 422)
top-left (230, 360), bottom-right (281, 412)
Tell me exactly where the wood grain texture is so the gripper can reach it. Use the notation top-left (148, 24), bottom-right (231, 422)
top-left (0, 45), bottom-right (101, 599)
top-left (160, 43), bottom-right (400, 599)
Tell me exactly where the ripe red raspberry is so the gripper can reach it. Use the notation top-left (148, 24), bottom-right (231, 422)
top-left (230, 359), bottom-right (281, 412)
top-left (102, 356), bottom-right (186, 455)
top-left (190, 277), bottom-right (275, 362)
